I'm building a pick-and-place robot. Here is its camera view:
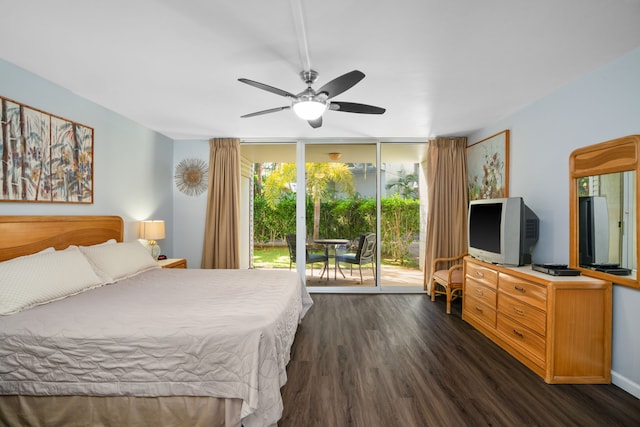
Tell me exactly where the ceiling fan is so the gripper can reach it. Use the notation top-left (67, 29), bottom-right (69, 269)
top-left (238, 69), bottom-right (386, 128)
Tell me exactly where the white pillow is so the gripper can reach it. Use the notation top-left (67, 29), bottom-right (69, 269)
top-left (81, 239), bottom-right (117, 247)
top-left (79, 241), bottom-right (159, 283)
top-left (12, 246), bottom-right (55, 260)
top-left (0, 246), bottom-right (105, 315)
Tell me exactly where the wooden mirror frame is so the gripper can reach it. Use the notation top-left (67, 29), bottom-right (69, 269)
top-left (569, 134), bottom-right (640, 288)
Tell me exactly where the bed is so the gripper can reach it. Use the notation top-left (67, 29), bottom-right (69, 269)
top-left (0, 215), bottom-right (312, 427)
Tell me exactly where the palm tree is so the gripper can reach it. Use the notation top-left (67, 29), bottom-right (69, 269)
top-left (262, 162), bottom-right (355, 240)
top-left (385, 170), bottom-right (418, 199)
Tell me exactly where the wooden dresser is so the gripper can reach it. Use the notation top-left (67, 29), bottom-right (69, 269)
top-left (462, 256), bottom-right (612, 384)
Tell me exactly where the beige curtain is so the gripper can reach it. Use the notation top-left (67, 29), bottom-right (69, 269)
top-left (201, 138), bottom-right (240, 269)
top-left (423, 137), bottom-right (468, 292)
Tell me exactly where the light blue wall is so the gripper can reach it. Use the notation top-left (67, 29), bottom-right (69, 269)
top-left (468, 47), bottom-right (640, 398)
top-left (172, 139), bottom-right (209, 268)
top-left (0, 59), bottom-right (175, 252)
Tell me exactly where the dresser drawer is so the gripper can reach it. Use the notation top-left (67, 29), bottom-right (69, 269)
top-left (464, 294), bottom-right (497, 328)
top-left (465, 277), bottom-right (497, 307)
top-left (497, 313), bottom-right (545, 363)
top-left (499, 273), bottom-right (546, 311)
top-left (498, 293), bottom-right (546, 336)
top-left (466, 262), bottom-right (498, 289)
top-left (461, 257), bottom-right (611, 384)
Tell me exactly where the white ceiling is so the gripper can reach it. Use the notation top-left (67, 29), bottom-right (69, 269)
top-left (2, 0), bottom-right (640, 141)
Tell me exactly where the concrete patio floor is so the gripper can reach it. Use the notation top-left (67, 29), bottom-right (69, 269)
top-left (304, 263), bottom-right (424, 288)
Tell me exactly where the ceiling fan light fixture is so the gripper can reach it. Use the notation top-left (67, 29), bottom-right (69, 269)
top-left (292, 99), bottom-right (327, 120)
top-left (239, 69), bottom-right (385, 128)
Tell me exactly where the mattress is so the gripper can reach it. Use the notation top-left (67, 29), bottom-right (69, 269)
top-left (0, 268), bottom-right (312, 427)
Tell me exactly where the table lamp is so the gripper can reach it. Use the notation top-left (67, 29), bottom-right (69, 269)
top-left (140, 220), bottom-right (165, 260)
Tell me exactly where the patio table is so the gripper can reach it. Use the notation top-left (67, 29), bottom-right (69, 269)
top-left (313, 239), bottom-right (350, 280)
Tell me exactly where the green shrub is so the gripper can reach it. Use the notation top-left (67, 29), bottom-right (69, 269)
top-left (381, 195), bottom-right (420, 264)
top-left (254, 195), bottom-right (420, 264)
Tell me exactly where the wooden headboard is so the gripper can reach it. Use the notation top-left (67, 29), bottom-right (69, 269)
top-left (0, 216), bottom-right (124, 262)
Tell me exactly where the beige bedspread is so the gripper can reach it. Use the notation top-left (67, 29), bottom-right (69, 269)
top-left (0, 268), bottom-right (312, 427)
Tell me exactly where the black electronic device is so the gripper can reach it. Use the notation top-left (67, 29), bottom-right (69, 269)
top-left (597, 267), bottom-right (632, 276)
top-left (467, 197), bottom-right (539, 266)
top-left (540, 263), bottom-right (567, 269)
top-left (580, 263), bottom-right (633, 276)
top-left (532, 264), bottom-right (581, 276)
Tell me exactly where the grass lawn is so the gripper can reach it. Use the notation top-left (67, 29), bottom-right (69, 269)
top-left (253, 246), bottom-right (291, 269)
top-left (253, 246), bottom-right (419, 270)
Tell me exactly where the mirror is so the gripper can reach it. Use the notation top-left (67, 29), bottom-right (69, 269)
top-left (570, 135), bottom-right (640, 288)
top-left (577, 171), bottom-right (636, 275)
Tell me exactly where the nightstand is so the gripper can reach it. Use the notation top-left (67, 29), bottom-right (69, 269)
top-left (157, 258), bottom-right (187, 269)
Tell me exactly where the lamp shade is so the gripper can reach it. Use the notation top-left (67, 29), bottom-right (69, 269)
top-left (140, 220), bottom-right (166, 240)
top-left (292, 99), bottom-right (327, 120)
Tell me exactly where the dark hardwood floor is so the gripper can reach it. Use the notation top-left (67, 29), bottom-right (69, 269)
top-left (280, 294), bottom-right (640, 427)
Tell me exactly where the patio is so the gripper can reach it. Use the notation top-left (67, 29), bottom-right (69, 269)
top-left (254, 246), bottom-right (424, 288)
top-left (303, 263), bottom-right (424, 287)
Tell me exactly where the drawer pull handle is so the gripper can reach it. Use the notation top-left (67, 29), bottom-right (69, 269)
top-left (475, 288), bottom-right (484, 296)
top-left (514, 285), bottom-right (526, 293)
top-left (475, 306), bottom-right (484, 313)
top-left (475, 271), bottom-right (484, 278)
top-left (513, 307), bottom-right (525, 316)
top-left (513, 329), bottom-right (524, 338)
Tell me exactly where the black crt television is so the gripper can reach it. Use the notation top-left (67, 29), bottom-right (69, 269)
top-left (468, 197), bottom-right (540, 266)
top-left (578, 196), bottom-right (610, 266)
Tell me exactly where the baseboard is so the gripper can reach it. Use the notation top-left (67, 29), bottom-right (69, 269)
top-left (612, 370), bottom-right (640, 399)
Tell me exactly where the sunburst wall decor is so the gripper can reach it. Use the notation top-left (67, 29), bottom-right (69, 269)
top-left (174, 158), bottom-right (208, 196)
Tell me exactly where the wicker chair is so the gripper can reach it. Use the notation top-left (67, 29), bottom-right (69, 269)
top-left (430, 253), bottom-right (467, 314)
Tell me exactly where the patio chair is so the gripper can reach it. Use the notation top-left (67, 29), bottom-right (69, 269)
top-left (430, 252), bottom-right (467, 314)
top-left (285, 233), bottom-right (328, 276)
top-left (336, 233), bottom-right (376, 283)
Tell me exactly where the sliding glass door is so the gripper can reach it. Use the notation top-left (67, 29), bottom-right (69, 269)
top-left (241, 140), bottom-right (427, 293)
top-left (378, 143), bottom-right (426, 291)
top-left (304, 142), bottom-right (378, 289)
top-left (241, 142), bottom-right (298, 273)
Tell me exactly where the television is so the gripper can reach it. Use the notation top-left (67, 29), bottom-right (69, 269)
top-left (468, 197), bottom-right (539, 266)
top-left (578, 196), bottom-right (610, 266)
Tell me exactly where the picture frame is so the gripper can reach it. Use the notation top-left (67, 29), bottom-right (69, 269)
top-left (467, 129), bottom-right (509, 201)
top-left (0, 96), bottom-right (94, 203)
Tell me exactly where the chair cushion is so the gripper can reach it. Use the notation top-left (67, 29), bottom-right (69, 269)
top-left (307, 253), bottom-right (327, 263)
top-left (336, 253), bottom-right (357, 263)
top-left (433, 268), bottom-right (463, 285)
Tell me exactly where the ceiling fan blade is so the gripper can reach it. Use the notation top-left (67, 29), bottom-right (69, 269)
top-left (241, 106), bottom-right (290, 118)
top-left (329, 102), bottom-right (386, 114)
top-left (308, 117), bottom-right (322, 128)
top-left (238, 78), bottom-right (297, 99)
top-left (316, 70), bottom-right (365, 99)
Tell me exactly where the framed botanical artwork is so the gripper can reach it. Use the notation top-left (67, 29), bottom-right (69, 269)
top-left (467, 130), bottom-right (509, 201)
top-left (0, 96), bottom-right (93, 203)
